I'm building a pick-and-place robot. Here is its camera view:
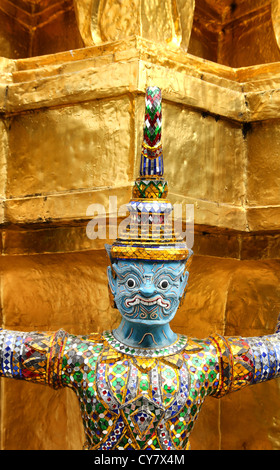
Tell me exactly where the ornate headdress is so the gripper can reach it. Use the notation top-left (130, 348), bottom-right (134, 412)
top-left (109, 86), bottom-right (191, 262)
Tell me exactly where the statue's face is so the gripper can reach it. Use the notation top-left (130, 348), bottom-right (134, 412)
top-left (107, 259), bottom-right (189, 325)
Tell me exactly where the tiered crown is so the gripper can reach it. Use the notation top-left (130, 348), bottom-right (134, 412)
top-left (110, 86), bottom-right (190, 261)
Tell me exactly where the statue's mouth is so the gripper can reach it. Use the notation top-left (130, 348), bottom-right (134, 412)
top-left (125, 294), bottom-right (170, 309)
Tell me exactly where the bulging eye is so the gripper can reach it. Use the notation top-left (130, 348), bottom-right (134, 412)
top-left (126, 278), bottom-right (136, 289)
top-left (158, 279), bottom-right (169, 289)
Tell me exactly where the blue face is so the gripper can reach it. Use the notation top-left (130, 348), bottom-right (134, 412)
top-left (107, 259), bottom-right (189, 326)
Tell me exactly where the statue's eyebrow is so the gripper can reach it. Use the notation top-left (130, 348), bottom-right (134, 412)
top-left (151, 263), bottom-right (165, 273)
top-left (112, 262), bottom-right (144, 278)
top-left (112, 262), bottom-right (185, 281)
top-left (153, 264), bottom-right (185, 281)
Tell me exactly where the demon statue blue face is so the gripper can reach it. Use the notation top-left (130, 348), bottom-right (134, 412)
top-left (107, 257), bottom-right (190, 348)
top-left (107, 259), bottom-right (189, 325)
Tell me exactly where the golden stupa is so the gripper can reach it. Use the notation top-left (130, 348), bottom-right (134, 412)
top-left (1, 0), bottom-right (280, 450)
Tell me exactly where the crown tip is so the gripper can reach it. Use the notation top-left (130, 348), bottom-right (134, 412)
top-left (140, 86), bottom-right (163, 177)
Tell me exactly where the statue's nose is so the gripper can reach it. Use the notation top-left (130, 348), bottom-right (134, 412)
top-left (139, 282), bottom-right (156, 298)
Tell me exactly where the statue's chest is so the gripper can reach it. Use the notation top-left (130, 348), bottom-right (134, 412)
top-left (87, 355), bottom-right (193, 450)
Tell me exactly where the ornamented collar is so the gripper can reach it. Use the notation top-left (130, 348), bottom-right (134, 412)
top-left (103, 330), bottom-right (189, 358)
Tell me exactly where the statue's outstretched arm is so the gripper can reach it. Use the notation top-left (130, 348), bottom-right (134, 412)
top-left (0, 328), bottom-right (68, 389)
top-left (209, 316), bottom-right (280, 398)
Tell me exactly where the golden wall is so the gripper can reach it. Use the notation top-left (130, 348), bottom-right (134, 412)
top-left (1, 0), bottom-right (280, 450)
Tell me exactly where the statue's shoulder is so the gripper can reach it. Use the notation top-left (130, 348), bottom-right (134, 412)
top-left (182, 336), bottom-right (218, 355)
top-left (85, 332), bottom-right (104, 343)
top-left (63, 330), bottom-right (106, 355)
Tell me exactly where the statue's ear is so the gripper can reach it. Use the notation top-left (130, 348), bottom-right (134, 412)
top-left (107, 265), bottom-right (117, 308)
top-left (178, 254), bottom-right (192, 307)
top-left (105, 244), bottom-right (117, 308)
top-left (107, 265), bottom-right (117, 296)
top-left (179, 269), bottom-right (189, 300)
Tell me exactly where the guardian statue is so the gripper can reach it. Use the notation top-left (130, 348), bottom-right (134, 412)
top-left (0, 87), bottom-right (279, 450)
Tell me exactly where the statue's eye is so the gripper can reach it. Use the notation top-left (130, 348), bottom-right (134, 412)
top-left (126, 278), bottom-right (136, 289)
top-left (159, 279), bottom-right (169, 289)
